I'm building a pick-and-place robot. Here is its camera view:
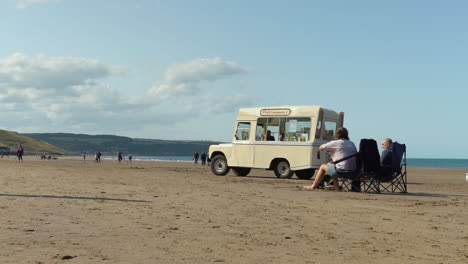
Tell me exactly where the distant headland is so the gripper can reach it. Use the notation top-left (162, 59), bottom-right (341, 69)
top-left (0, 130), bottom-right (222, 156)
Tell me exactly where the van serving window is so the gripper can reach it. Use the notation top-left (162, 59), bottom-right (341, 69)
top-left (256, 117), bottom-right (311, 142)
top-left (285, 118), bottom-right (311, 141)
top-left (256, 118), bottom-right (279, 141)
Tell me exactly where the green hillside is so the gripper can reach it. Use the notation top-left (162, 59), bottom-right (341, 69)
top-left (0, 130), bottom-right (65, 154)
top-left (24, 133), bottom-right (223, 156)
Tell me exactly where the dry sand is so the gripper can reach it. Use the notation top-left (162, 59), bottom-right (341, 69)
top-left (0, 157), bottom-right (467, 264)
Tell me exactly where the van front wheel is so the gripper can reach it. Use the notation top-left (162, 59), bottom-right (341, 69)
top-left (274, 160), bottom-right (293, 179)
top-left (210, 155), bottom-right (230, 176)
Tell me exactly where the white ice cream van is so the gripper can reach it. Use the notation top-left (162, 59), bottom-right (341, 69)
top-left (209, 106), bottom-right (344, 179)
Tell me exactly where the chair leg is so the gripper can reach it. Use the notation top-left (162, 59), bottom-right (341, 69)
top-left (338, 178), bottom-right (352, 191)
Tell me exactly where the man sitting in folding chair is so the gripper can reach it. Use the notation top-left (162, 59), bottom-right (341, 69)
top-left (373, 139), bottom-right (407, 193)
top-left (379, 138), bottom-right (394, 180)
top-left (303, 127), bottom-right (358, 191)
top-left (335, 138), bottom-right (378, 192)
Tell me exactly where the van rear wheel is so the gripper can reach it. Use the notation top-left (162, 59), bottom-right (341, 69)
top-left (274, 160), bottom-right (293, 179)
top-left (232, 167), bottom-right (251, 177)
top-left (295, 169), bottom-right (316, 180)
top-left (210, 155), bottom-right (230, 176)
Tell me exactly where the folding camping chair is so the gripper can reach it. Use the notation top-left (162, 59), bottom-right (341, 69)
top-left (334, 139), bottom-right (380, 192)
top-left (330, 155), bottom-right (361, 192)
top-left (317, 157), bottom-right (361, 191)
top-left (335, 139), bottom-right (407, 193)
top-left (364, 142), bottom-right (407, 193)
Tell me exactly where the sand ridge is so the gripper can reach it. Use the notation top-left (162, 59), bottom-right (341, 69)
top-left (0, 158), bottom-right (467, 263)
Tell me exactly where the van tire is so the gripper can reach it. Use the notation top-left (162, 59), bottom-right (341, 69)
top-left (295, 169), bottom-right (316, 180)
top-left (273, 160), bottom-right (293, 179)
top-left (232, 167), bottom-right (251, 176)
top-left (210, 155), bottom-right (230, 176)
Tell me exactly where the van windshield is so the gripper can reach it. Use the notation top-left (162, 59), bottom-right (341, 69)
top-left (235, 122), bottom-right (251, 141)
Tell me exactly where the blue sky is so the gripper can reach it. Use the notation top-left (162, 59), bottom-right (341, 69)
top-left (1, 0), bottom-right (467, 158)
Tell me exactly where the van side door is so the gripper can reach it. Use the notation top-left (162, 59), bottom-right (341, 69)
top-left (232, 121), bottom-right (254, 167)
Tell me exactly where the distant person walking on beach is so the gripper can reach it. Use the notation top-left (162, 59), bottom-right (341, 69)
top-left (95, 152), bottom-right (102, 163)
top-left (128, 155), bottom-right (132, 162)
top-left (193, 152), bottom-right (199, 165)
top-left (83, 152), bottom-right (86, 161)
top-left (201, 152), bottom-right (207, 166)
top-left (16, 144), bottom-right (24, 163)
top-left (118, 152), bottom-right (123, 163)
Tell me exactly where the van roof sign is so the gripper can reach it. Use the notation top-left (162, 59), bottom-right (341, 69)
top-left (260, 108), bottom-right (291, 116)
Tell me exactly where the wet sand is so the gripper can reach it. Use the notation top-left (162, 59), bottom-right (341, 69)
top-left (0, 158), bottom-right (467, 263)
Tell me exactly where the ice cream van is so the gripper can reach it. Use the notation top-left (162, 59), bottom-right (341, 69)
top-left (208, 106), bottom-right (344, 179)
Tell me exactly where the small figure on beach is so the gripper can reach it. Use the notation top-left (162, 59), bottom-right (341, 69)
top-left (128, 155), bottom-right (132, 162)
top-left (95, 152), bottom-right (102, 163)
top-left (201, 152), bottom-right (207, 166)
top-left (83, 152), bottom-right (86, 161)
top-left (16, 144), bottom-right (24, 163)
top-left (193, 152), bottom-right (199, 165)
top-left (303, 127), bottom-right (357, 191)
top-left (118, 152), bottom-right (123, 163)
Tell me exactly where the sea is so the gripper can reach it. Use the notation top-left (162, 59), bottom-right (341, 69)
top-left (405, 158), bottom-right (468, 169)
top-left (126, 156), bottom-right (468, 170)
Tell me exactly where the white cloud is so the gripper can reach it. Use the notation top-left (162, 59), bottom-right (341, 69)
top-left (0, 53), bottom-right (126, 93)
top-left (198, 94), bottom-right (255, 113)
top-left (17, 0), bottom-right (61, 9)
top-left (0, 53), bottom-right (137, 132)
top-left (148, 57), bottom-right (250, 99)
top-left (0, 54), bottom-right (253, 137)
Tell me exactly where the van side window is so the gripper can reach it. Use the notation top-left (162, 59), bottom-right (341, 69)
top-left (324, 121), bottom-right (337, 140)
top-left (235, 122), bottom-right (251, 141)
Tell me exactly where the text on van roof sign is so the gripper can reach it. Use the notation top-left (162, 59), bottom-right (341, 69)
top-left (260, 108), bottom-right (291, 116)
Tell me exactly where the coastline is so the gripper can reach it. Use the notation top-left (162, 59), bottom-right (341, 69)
top-left (7, 154), bottom-right (468, 169)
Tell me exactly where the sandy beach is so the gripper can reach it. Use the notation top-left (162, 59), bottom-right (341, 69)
top-left (0, 158), bottom-right (466, 264)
